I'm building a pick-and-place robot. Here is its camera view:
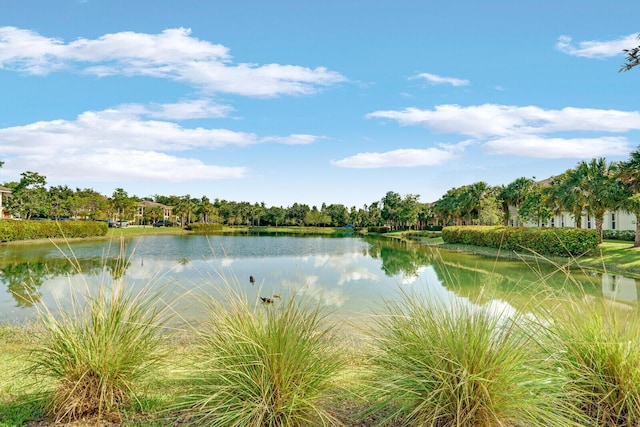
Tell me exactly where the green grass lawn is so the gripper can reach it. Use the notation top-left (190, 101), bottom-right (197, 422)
top-left (433, 238), bottom-right (640, 277)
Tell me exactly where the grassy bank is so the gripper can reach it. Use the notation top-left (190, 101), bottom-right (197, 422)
top-left (388, 230), bottom-right (640, 278)
top-left (5, 286), bottom-right (639, 426)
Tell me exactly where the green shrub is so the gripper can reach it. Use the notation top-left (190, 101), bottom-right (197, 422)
top-left (442, 225), bottom-right (599, 256)
top-left (603, 229), bottom-right (635, 241)
top-left (367, 226), bottom-right (389, 234)
top-left (0, 220), bottom-right (107, 242)
top-left (184, 223), bottom-right (223, 232)
top-left (178, 287), bottom-right (347, 426)
top-left (26, 279), bottom-right (171, 423)
top-left (362, 291), bottom-right (582, 426)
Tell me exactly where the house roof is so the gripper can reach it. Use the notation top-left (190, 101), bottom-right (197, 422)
top-left (137, 200), bottom-right (173, 209)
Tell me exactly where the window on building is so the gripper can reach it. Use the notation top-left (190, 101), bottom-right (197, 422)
top-left (611, 213), bottom-right (616, 230)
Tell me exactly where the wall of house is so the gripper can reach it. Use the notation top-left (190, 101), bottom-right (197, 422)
top-left (508, 206), bottom-right (636, 231)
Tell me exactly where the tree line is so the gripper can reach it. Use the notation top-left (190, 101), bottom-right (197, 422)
top-left (2, 146), bottom-right (640, 245)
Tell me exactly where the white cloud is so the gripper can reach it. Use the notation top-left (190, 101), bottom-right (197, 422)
top-left (331, 144), bottom-right (465, 168)
top-left (118, 99), bottom-right (234, 120)
top-left (51, 149), bottom-right (247, 182)
top-left (412, 72), bottom-right (470, 86)
top-left (556, 33), bottom-right (640, 58)
top-left (364, 103), bottom-right (639, 162)
top-left (0, 104), bottom-right (325, 183)
top-left (367, 104), bottom-right (640, 138)
top-left (483, 135), bottom-right (629, 158)
top-left (263, 134), bottom-right (326, 145)
top-left (0, 26), bottom-right (346, 96)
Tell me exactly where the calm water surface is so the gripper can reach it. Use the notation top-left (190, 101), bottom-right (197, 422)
top-left (1, 234), bottom-right (637, 325)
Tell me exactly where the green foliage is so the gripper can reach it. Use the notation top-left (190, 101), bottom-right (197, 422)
top-left (0, 220), bottom-right (107, 242)
top-left (367, 226), bottom-right (389, 234)
top-left (184, 222), bottom-right (223, 232)
top-left (177, 288), bottom-right (347, 427)
top-left (26, 279), bottom-right (171, 423)
top-left (362, 291), bottom-right (581, 426)
top-left (441, 225), bottom-right (599, 256)
top-left (538, 299), bottom-right (640, 425)
top-left (603, 229), bottom-right (636, 241)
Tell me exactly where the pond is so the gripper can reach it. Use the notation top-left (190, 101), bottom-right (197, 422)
top-left (1, 234), bottom-right (637, 325)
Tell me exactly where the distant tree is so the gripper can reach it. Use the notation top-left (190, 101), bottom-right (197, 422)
top-left (518, 183), bottom-right (553, 226)
top-left (620, 34), bottom-right (640, 72)
top-left (323, 203), bottom-right (349, 227)
top-left (74, 188), bottom-right (109, 220)
top-left (6, 171), bottom-right (49, 219)
top-left (398, 194), bottom-right (420, 229)
top-left (500, 177), bottom-right (535, 226)
top-left (175, 195), bottom-right (197, 225)
top-left (367, 201), bottom-right (383, 227)
top-left (478, 193), bottom-right (503, 225)
top-left (381, 191), bottom-right (402, 229)
top-left (263, 206), bottom-right (286, 227)
top-left (48, 185), bottom-right (74, 219)
top-left (286, 203), bottom-right (310, 226)
top-left (197, 196), bottom-right (219, 224)
top-left (304, 207), bottom-right (329, 226)
top-left (110, 188), bottom-right (136, 221)
top-left (145, 206), bottom-right (165, 225)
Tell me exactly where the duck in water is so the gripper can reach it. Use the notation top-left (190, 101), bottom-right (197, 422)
top-left (260, 296), bottom-right (274, 304)
top-left (249, 275), bottom-right (255, 285)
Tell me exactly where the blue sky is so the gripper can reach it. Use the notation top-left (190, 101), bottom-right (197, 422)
top-left (1, 0), bottom-right (639, 208)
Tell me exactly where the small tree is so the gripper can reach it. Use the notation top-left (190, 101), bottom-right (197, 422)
top-left (519, 184), bottom-right (553, 226)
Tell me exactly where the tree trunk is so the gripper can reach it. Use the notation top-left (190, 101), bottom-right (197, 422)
top-left (635, 212), bottom-right (640, 248)
top-left (596, 215), bottom-right (604, 244)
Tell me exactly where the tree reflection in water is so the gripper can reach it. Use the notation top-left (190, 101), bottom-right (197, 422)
top-left (0, 257), bottom-right (124, 307)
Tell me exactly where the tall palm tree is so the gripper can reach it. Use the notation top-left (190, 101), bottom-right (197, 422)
top-left (576, 158), bottom-right (628, 243)
top-left (618, 145), bottom-right (640, 246)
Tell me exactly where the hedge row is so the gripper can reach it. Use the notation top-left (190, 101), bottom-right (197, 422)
top-left (0, 220), bottom-right (108, 242)
top-left (185, 223), bottom-right (224, 232)
top-left (603, 229), bottom-right (636, 242)
top-left (367, 226), bottom-right (390, 234)
top-left (441, 225), bottom-right (599, 257)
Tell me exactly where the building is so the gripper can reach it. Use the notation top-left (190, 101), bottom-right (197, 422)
top-left (510, 206), bottom-right (636, 232)
top-left (0, 186), bottom-right (11, 219)
top-left (134, 200), bottom-right (174, 225)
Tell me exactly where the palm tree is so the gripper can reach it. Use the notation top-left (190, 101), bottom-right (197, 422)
top-left (545, 169), bottom-right (588, 229)
top-left (576, 158), bottom-right (628, 243)
top-left (618, 146), bottom-right (640, 246)
top-left (620, 34), bottom-right (640, 72)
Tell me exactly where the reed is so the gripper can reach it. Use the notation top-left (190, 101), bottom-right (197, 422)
top-left (361, 290), bottom-right (583, 426)
top-left (177, 285), bottom-right (348, 426)
top-left (26, 273), bottom-right (172, 423)
top-left (539, 297), bottom-right (640, 426)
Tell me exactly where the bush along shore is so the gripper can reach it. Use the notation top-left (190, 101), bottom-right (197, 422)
top-left (3, 270), bottom-right (640, 427)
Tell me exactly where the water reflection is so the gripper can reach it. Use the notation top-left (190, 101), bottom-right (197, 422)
top-left (0, 235), bottom-right (638, 323)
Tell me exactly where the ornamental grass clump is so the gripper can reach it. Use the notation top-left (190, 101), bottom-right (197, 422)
top-left (362, 291), bottom-right (582, 427)
top-left (27, 278), bottom-right (171, 423)
top-left (540, 297), bottom-right (640, 426)
top-left (179, 287), bottom-right (347, 427)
